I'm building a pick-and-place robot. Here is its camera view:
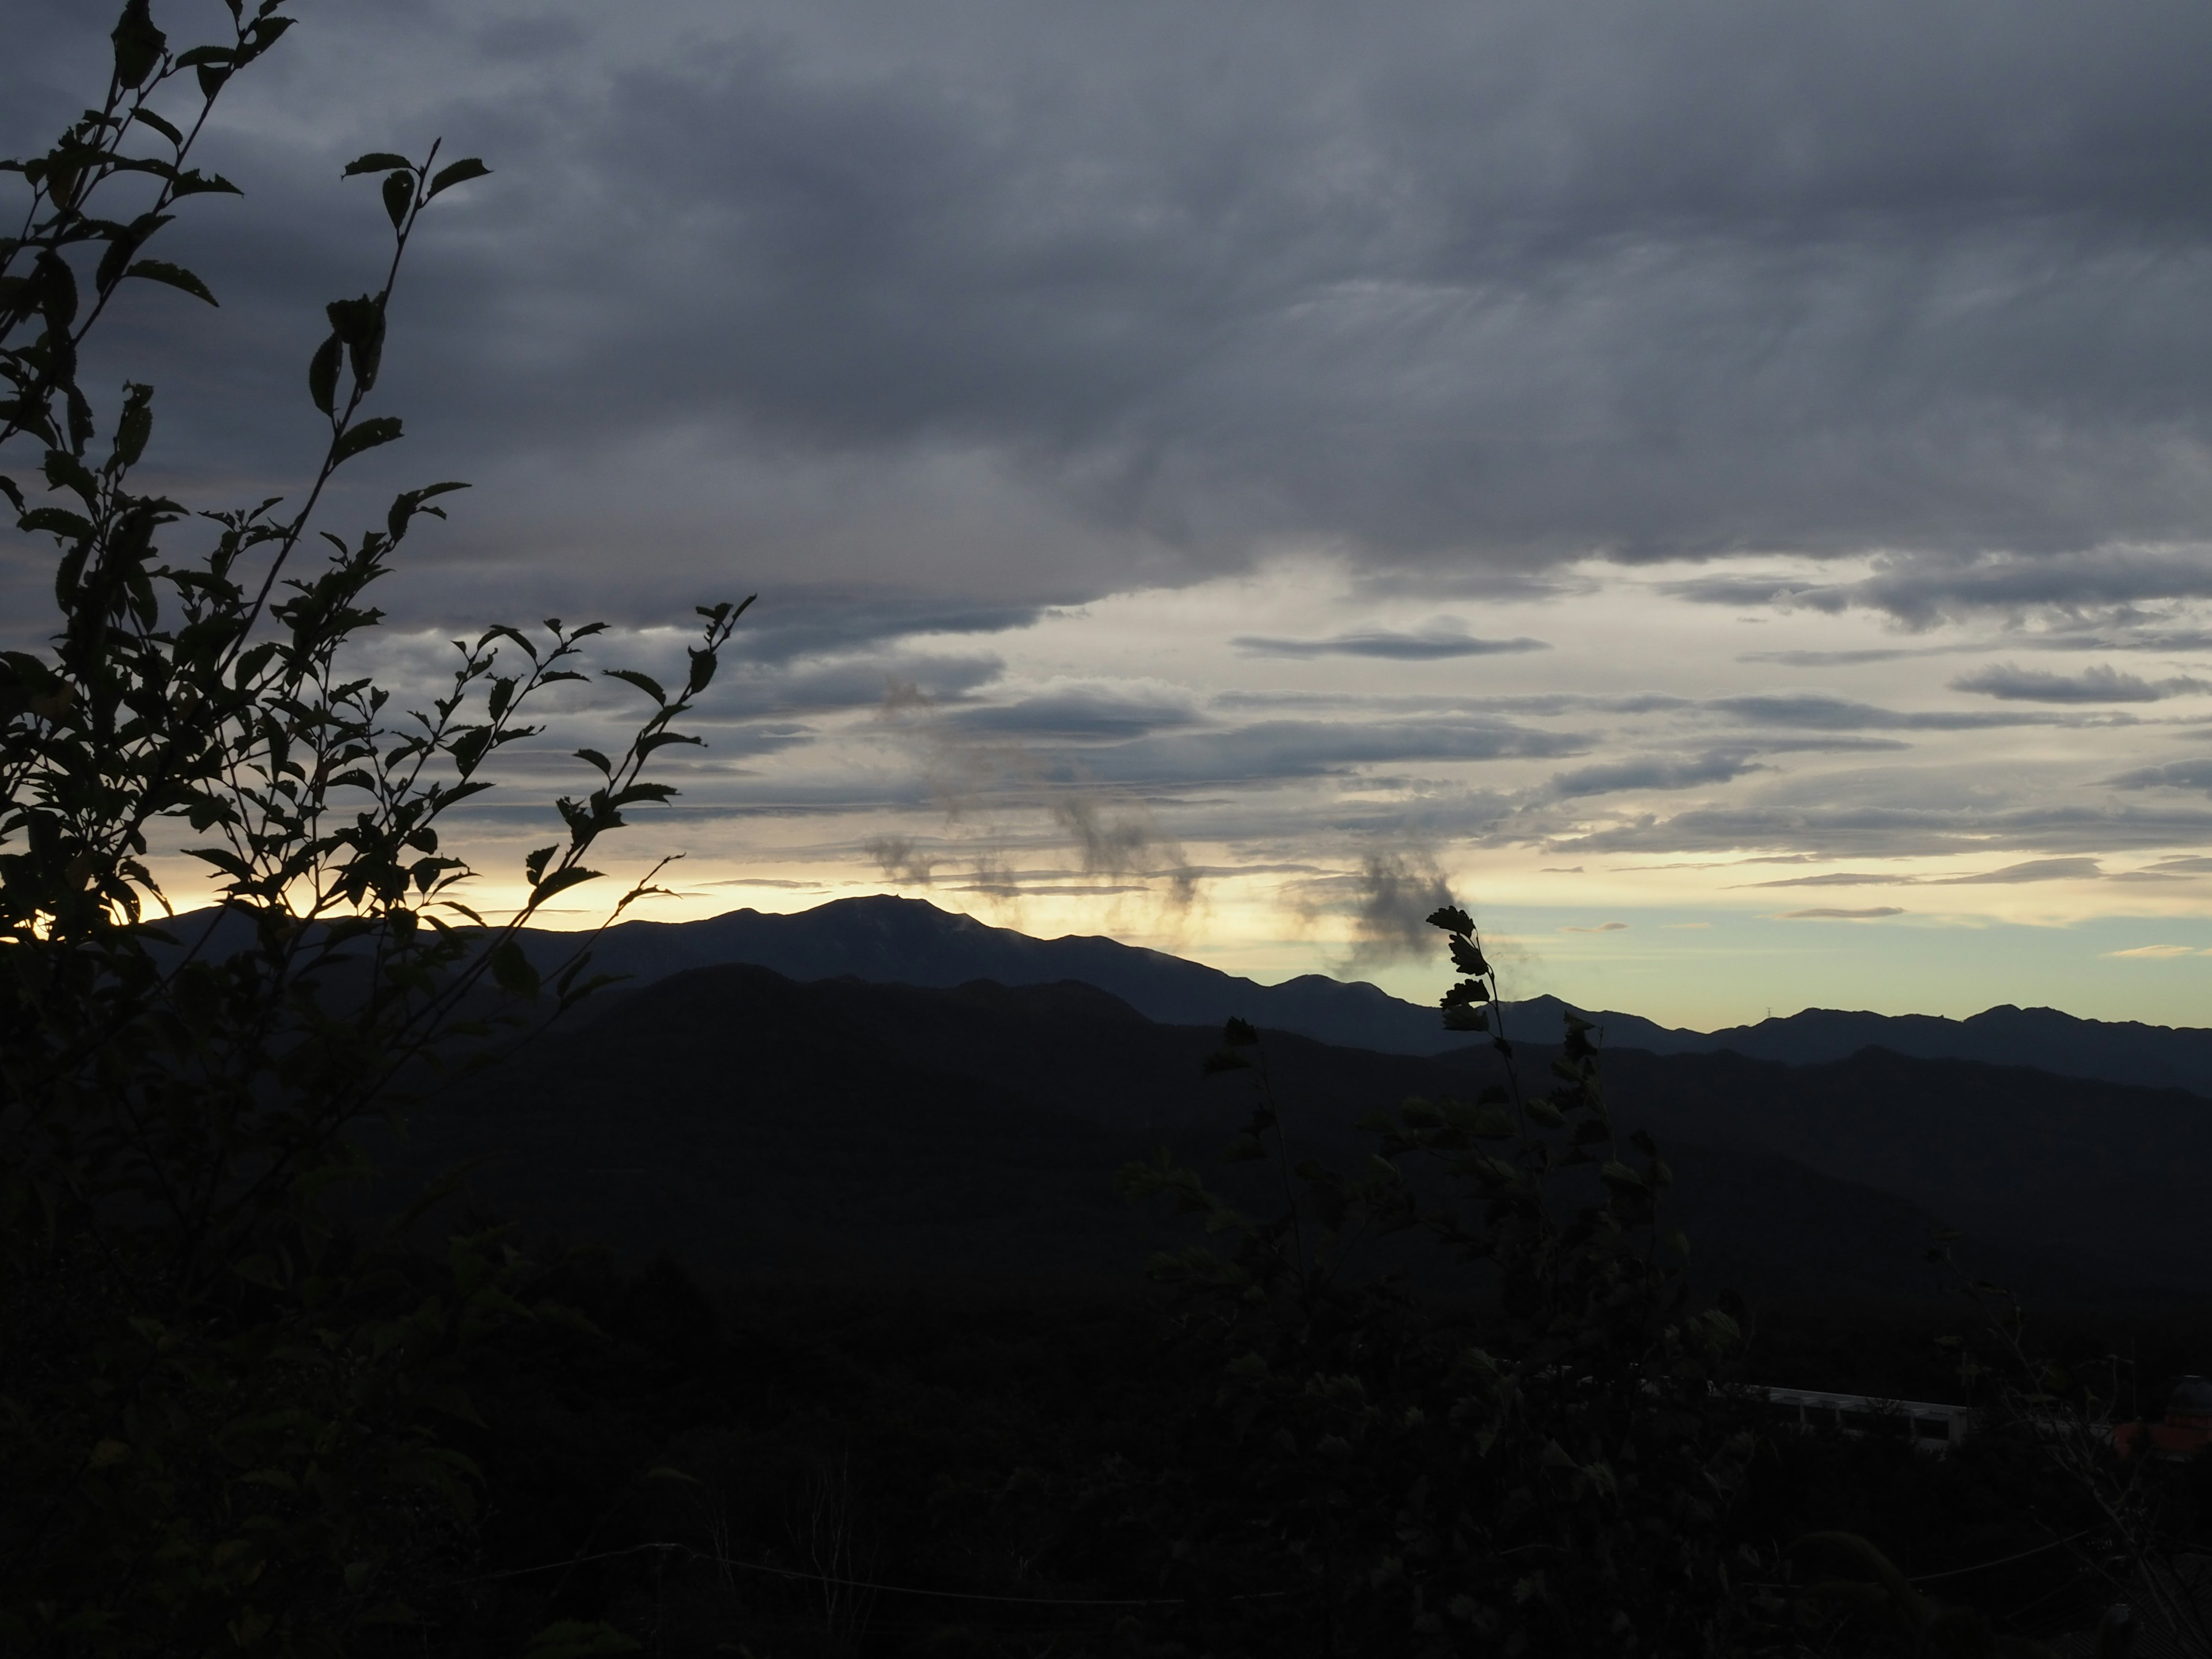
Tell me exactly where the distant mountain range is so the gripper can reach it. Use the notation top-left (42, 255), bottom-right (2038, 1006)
top-left (514, 895), bottom-right (2212, 1094)
top-left (1581, 1003), bottom-right (2212, 1096)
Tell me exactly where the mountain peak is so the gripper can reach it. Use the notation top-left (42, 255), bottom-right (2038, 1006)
top-left (513, 896), bottom-right (2209, 1093)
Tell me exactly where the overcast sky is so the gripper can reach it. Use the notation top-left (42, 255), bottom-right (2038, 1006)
top-left (12, 0), bottom-right (2212, 1025)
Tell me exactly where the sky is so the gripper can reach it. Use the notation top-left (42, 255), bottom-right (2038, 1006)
top-left (11, 0), bottom-right (2212, 1028)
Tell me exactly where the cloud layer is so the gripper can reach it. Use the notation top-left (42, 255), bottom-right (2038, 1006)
top-left (11, 0), bottom-right (2212, 1023)
top-left (13, 0), bottom-right (2212, 623)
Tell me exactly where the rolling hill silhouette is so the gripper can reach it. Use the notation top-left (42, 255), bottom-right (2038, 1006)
top-left (159, 894), bottom-right (2212, 1092)
top-left (508, 894), bottom-right (2212, 1093)
top-left (391, 960), bottom-right (2175, 1306)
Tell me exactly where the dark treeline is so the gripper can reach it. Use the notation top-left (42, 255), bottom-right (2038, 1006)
top-left (358, 1251), bottom-right (2212, 1654)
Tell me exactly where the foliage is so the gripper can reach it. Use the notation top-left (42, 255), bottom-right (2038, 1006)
top-left (1925, 1271), bottom-right (2212, 1656)
top-left (1762, 1531), bottom-right (2063, 1658)
top-left (0, 5), bottom-right (740, 1651)
top-left (1122, 906), bottom-right (1755, 1657)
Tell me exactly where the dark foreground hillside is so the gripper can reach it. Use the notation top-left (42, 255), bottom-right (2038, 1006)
top-left (392, 962), bottom-right (2156, 1306)
top-left (421, 1266), bottom-right (2212, 1657)
top-left (359, 963), bottom-right (2212, 1654)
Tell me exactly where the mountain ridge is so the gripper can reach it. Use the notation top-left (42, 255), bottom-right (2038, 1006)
top-left (151, 895), bottom-right (2210, 1092)
top-left (513, 894), bottom-right (2212, 1093)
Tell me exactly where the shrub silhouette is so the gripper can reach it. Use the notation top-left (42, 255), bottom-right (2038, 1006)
top-left (0, 5), bottom-right (738, 1649)
top-left (1125, 906), bottom-right (1754, 1656)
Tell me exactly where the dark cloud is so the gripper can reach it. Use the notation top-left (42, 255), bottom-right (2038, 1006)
top-left (1547, 751), bottom-right (1766, 798)
top-left (20, 0), bottom-right (2212, 623)
top-left (711, 652), bottom-right (1004, 721)
top-left (864, 834), bottom-right (938, 885)
top-left (2109, 758), bottom-right (2212, 796)
top-left (945, 685), bottom-right (1201, 740)
top-left (1050, 797), bottom-right (1196, 906)
top-left (1674, 554), bottom-right (2212, 628)
top-left (2039, 629), bottom-right (2212, 654)
top-left (1340, 852), bottom-right (1456, 969)
top-left (734, 594), bottom-right (1048, 666)
top-left (1550, 801), bottom-right (2212, 859)
top-left (1741, 637), bottom-right (2212, 666)
top-left (1706, 694), bottom-right (2085, 731)
top-left (1950, 662), bottom-right (2209, 702)
top-left (1234, 627), bottom-right (1550, 660)
top-left (25, 0), bottom-right (2212, 912)
top-left (1562, 921), bottom-right (1628, 933)
top-left (1068, 716), bottom-right (1589, 787)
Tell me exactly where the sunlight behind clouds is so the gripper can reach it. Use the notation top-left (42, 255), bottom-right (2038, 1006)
top-left (17, 0), bottom-right (2212, 1028)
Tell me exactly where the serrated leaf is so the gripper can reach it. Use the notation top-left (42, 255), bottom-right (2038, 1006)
top-left (530, 867), bottom-right (601, 902)
top-left (603, 668), bottom-right (666, 704)
top-left (343, 151), bottom-right (412, 178)
top-left (111, 0), bottom-right (166, 90)
top-left (43, 449), bottom-right (99, 506)
top-left (169, 170), bottom-right (242, 198)
top-left (124, 259), bottom-right (217, 305)
top-left (18, 507), bottom-right (95, 541)
top-left (1448, 935), bottom-right (1491, 977)
top-left (111, 382), bottom-right (153, 468)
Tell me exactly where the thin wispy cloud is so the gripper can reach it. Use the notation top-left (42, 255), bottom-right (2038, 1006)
top-left (1932, 857), bottom-right (2103, 885)
top-left (1234, 628), bottom-right (1550, 661)
top-left (1337, 852), bottom-right (1457, 969)
top-left (1547, 752), bottom-right (1767, 799)
top-left (1745, 857), bottom-right (2104, 888)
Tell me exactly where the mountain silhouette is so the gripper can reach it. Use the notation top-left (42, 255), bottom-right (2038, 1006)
top-left (503, 894), bottom-right (2211, 1094)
